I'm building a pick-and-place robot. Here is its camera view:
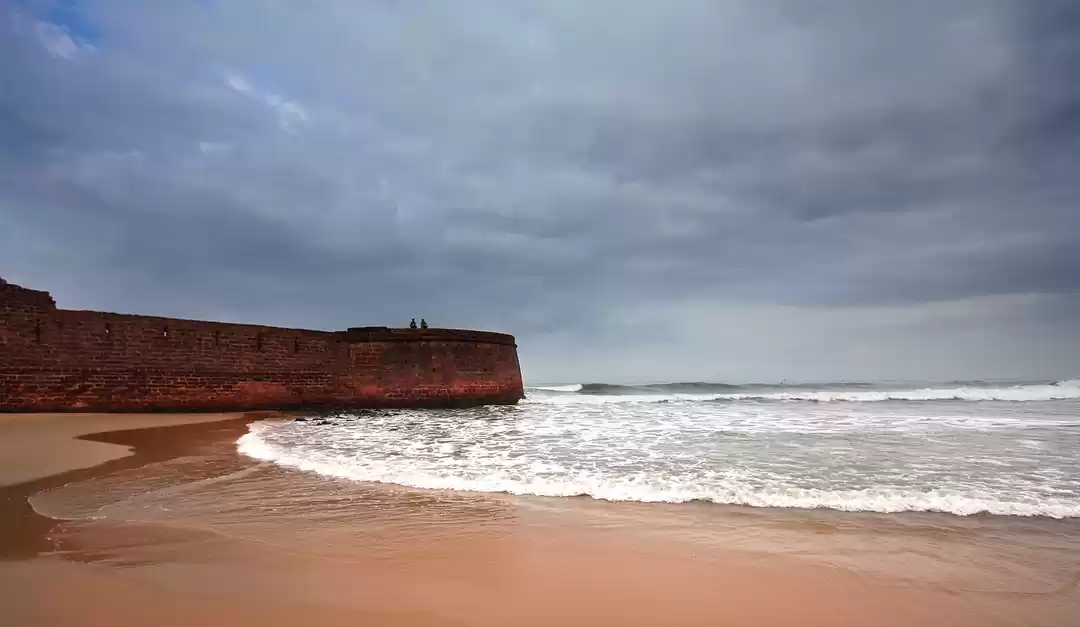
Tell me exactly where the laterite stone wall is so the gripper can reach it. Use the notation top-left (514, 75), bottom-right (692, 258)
top-left (0, 278), bottom-right (523, 412)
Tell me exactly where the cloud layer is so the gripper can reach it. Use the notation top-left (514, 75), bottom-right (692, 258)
top-left (2, 0), bottom-right (1078, 383)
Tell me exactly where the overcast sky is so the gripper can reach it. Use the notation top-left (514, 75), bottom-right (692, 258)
top-left (1, 0), bottom-right (1078, 384)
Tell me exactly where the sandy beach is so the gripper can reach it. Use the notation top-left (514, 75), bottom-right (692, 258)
top-left (1, 413), bottom-right (1078, 627)
top-left (0, 412), bottom-right (271, 487)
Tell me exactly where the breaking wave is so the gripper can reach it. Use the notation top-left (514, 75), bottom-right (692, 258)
top-left (715, 380), bottom-right (1080, 403)
top-left (527, 379), bottom-right (1080, 403)
top-left (529, 382), bottom-right (742, 394)
top-left (238, 422), bottom-right (1080, 519)
top-left (239, 374), bottom-right (1080, 520)
top-left (530, 384), bottom-right (585, 392)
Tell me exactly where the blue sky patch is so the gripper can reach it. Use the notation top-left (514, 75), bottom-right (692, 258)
top-left (11, 0), bottom-right (103, 45)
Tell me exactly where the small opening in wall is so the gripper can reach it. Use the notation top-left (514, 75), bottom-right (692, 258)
top-left (34, 319), bottom-right (41, 342)
top-left (256, 332), bottom-right (264, 352)
top-left (214, 330), bottom-right (221, 347)
top-left (105, 322), bottom-right (111, 336)
top-left (294, 337), bottom-right (300, 353)
top-left (163, 326), bottom-right (169, 338)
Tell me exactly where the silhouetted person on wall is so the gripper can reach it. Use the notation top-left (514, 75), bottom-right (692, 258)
top-left (420, 318), bottom-right (428, 329)
top-left (409, 318), bottom-right (417, 329)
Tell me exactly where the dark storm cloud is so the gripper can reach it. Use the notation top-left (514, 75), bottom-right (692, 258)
top-left (1, 0), bottom-right (1078, 381)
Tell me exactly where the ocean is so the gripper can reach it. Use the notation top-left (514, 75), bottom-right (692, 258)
top-left (238, 379), bottom-right (1080, 518)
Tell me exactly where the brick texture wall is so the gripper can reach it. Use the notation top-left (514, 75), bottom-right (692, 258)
top-left (0, 278), bottom-right (524, 412)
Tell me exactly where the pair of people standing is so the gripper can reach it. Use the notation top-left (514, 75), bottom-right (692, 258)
top-left (409, 318), bottom-right (428, 329)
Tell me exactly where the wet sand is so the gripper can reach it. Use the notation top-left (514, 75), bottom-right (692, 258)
top-left (2, 413), bottom-right (1078, 626)
top-left (0, 412), bottom-right (268, 486)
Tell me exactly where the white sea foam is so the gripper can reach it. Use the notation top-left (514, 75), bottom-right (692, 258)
top-left (528, 384), bottom-right (584, 392)
top-left (238, 426), bottom-right (1080, 518)
top-left (523, 392), bottom-right (717, 406)
top-left (239, 385), bottom-right (1080, 519)
top-left (524, 379), bottom-right (1080, 404)
top-left (718, 380), bottom-right (1080, 403)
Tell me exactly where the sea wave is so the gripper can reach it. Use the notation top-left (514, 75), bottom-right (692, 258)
top-left (713, 380), bottom-right (1080, 403)
top-left (237, 424), bottom-right (1080, 518)
top-left (528, 382), bottom-right (743, 394)
top-left (527, 379), bottom-right (1080, 403)
top-left (530, 384), bottom-right (584, 392)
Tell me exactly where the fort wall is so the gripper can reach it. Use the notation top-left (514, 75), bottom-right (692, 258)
top-left (0, 278), bottom-right (524, 412)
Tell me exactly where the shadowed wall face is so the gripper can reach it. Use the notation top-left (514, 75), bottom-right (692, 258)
top-left (0, 279), bottom-right (524, 412)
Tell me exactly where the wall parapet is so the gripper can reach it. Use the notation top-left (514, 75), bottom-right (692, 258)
top-left (342, 327), bottom-right (517, 346)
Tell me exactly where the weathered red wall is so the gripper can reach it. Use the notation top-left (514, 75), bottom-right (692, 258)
top-left (0, 278), bottom-right (523, 412)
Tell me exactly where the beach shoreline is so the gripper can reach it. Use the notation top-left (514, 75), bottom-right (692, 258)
top-left (0, 411), bottom-right (293, 487)
top-left (1, 412), bottom-right (1078, 626)
top-left (0, 412), bottom-right (281, 561)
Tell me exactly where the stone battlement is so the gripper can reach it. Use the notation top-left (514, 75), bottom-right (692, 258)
top-left (0, 278), bottom-right (524, 412)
